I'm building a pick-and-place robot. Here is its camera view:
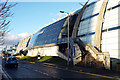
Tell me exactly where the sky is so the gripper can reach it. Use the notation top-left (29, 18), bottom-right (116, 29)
top-left (1, 0), bottom-right (96, 50)
top-left (9, 2), bottom-right (83, 35)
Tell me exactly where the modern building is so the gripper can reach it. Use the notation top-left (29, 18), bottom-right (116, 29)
top-left (16, 35), bottom-right (32, 54)
top-left (16, 0), bottom-right (120, 70)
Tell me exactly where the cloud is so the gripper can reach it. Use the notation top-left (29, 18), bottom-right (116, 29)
top-left (4, 32), bottom-right (29, 46)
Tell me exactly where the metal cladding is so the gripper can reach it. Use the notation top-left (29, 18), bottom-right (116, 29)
top-left (77, 0), bottom-right (120, 59)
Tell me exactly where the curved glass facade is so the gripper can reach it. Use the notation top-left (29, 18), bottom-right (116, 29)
top-left (24, 0), bottom-right (120, 59)
top-left (28, 17), bottom-right (67, 48)
top-left (58, 14), bottom-right (78, 39)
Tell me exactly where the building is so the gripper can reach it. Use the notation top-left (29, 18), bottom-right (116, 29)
top-left (16, 0), bottom-right (120, 70)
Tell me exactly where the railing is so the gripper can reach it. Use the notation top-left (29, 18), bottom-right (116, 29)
top-left (57, 38), bottom-right (110, 69)
top-left (85, 44), bottom-right (110, 69)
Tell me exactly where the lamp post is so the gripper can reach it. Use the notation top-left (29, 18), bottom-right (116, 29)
top-left (60, 11), bottom-right (70, 65)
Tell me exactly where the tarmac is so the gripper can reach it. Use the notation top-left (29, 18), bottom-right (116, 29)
top-left (20, 59), bottom-right (120, 79)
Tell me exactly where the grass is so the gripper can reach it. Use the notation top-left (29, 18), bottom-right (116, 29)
top-left (20, 56), bottom-right (68, 65)
top-left (20, 56), bottom-right (37, 61)
top-left (38, 56), bottom-right (53, 62)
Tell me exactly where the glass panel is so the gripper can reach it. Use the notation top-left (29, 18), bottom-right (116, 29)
top-left (28, 17), bottom-right (67, 48)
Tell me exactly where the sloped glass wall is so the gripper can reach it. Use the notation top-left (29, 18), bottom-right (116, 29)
top-left (28, 17), bottom-right (67, 48)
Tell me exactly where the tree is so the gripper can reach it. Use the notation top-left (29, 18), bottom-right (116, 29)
top-left (0, 0), bottom-right (17, 45)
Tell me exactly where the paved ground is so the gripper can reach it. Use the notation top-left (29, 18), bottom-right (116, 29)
top-left (0, 56), bottom-right (2, 80)
top-left (2, 59), bottom-right (120, 80)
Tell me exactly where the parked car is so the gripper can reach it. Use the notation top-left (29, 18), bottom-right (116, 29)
top-left (5, 56), bottom-right (18, 68)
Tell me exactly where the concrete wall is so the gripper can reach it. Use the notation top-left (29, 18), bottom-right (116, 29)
top-left (27, 46), bottom-right (59, 57)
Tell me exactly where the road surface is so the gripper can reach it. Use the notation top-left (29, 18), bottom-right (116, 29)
top-left (2, 58), bottom-right (120, 80)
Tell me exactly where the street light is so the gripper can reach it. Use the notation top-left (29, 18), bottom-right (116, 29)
top-left (60, 11), bottom-right (70, 65)
top-left (60, 11), bottom-right (65, 13)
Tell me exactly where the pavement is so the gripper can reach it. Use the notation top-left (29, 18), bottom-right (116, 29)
top-left (0, 56), bottom-right (2, 80)
top-left (0, 73), bottom-right (2, 80)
